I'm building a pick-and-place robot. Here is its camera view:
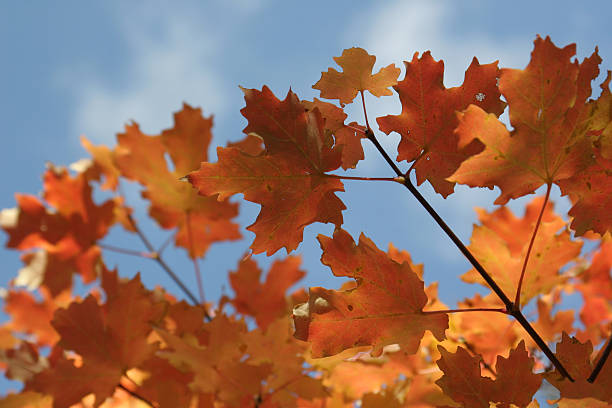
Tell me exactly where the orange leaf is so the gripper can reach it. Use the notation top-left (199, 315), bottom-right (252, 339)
top-left (545, 333), bottom-right (612, 403)
top-left (188, 88), bottom-right (346, 255)
top-left (436, 340), bottom-right (541, 408)
top-left (229, 255), bottom-right (305, 329)
top-left (461, 196), bottom-right (582, 306)
top-left (114, 104), bottom-right (241, 258)
top-left (313, 47), bottom-right (400, 105)
top-left (293, 228), bottom-right (447, 357)
top-left (377, 51), bottom-right (505, 197)
top-left (450, 37), bottom-right (601, 204)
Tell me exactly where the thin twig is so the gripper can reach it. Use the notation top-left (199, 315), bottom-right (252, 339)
top-left (422, 307), bottom-right (507, 315)
top-left (588, 328), bottom-right (612, 382)
top-left (185, 211), bottom-right (205, 304)
top-left (126, 213), bottom-right (200, 306)
top-left (462, 340), bottom-right (497, 378)
top-left (98, 243), bottom-right (155, 259)
top-left (157, 231), bottom-right (176, 255)
top-left (324, 174), bottom-right (398, 182)
top-left (363, 126), bottom-right (574, 381)
top-left (118, 384), bottom-right (157, 407)
top-left (360, 90), bottom-right (371, 130)
top-left (515, 183), bottom-right (552, 307)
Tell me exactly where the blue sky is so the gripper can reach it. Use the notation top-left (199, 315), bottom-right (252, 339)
top-left (1, 0), bottom-right (610, 399)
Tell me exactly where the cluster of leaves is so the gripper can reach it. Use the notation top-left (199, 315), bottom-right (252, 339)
top-left (0, 36), bottom-right (611, 407)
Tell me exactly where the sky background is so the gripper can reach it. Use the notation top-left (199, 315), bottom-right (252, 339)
top-left (1, 0), bottom-right (610, 401)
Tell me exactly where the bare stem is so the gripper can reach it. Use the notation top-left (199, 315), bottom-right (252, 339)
top-left (346, 124), bottom-right (367, 134)
top-left (118, 384), bottom-right (157, 407)
top-left (126, 213), bottom-right (201, 306)
top-left (515, 183), bottom-right (552, 307)
top-left (157, 232), bottom-right (176, 255)
top-left (422, 308), bottom-right (507, 315)
top-left (185, 211), bottom-right (205, 304)
top-left (98, 243), bottom-right (155, 259)
top-left (364, 128), bottom-right (574, 381)
top-left (324, 174), bottom-right (398, 182)
top-left (588, 328), bottom-right (612, 382)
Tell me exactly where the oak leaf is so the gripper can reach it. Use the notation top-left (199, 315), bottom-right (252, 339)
top-left (313, 47), bottom-right (400, 105)
top-left (293, 228), bottom-right (447, 357)
top-left (377, 51), bottom-right (505, 197)
top-left (450, 36), bottom-right (602, 205)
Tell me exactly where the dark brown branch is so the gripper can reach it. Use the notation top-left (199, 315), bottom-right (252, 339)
top-left (588, 328), bottom-right (612, 382)
top-left (364, 128), bottom-right (574, 381)
top-left (118, 384), bottom-right (157, 407)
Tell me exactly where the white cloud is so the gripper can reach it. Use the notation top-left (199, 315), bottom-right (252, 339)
top-left (66, 4), bottom-right (230, 144)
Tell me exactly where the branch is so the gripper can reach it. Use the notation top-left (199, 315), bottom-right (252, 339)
top-left (588, 328), bottom-right (612, 382)
top-left (126, 213), bottom-right (201, 307)
top-left (364, 127), bottom-right (574, 381)
top-left (118, 384), bottom-right (157, 407)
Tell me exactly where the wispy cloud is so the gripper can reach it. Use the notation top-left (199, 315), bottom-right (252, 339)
top-left (65, 4), bottom-right (232, 144)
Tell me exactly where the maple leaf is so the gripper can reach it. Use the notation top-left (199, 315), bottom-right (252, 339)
top-left (188, 87), bottom-right (346, 255)
top-left (303, 98), bottom-right (367, 169)
top-left (377, 51), bottom-right (505, 197)
top-left (243, 318), bottom-right (326, 406)
top-left (461, 196), bottom-right (582, 306)
top-left (0, 392), bottom-right (52, 408)
top-left (455, 293), bottom-right (519, 366)
top-left (114, 104), bottom-right (241, 258)
top-left (80, 136), bottom-right (121, 191)
top-left (594, 71), bottom-right (612, 159)
top-left (28, 356), bottom-right (122, 408)
top-left (155, 314), bottom-right (272, 406)
top-left (1, 168), bottom-right (117, 294)
top-left (545, 333), bottom-right (612, 403)
top-left (436, 340), bottom-right (541, 408)
top-left (449, 36), bottom-right (602, 205)
top-left (293, 228), bottom-right (447, 358)
top-left (229, 255), bottom-right (305, 329)
top-left (52, 269), bottom-right (164, 370)
top-left (313, 47), bottom-right (400, 105)
top-left (3, 288), bottom-right (72, 346)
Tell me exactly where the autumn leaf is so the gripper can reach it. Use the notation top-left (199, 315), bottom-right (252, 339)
top-left (114, 104), bottom-right (241, 258)
top-left (188, 87), bottom-right (346, 255)
top-left (293, 228), bottom-right (447, 357)
top-left (377, 51), bottom-right (505, 197)
top-left (313, 47), bottom-right (400, 105)
top-left (155, 314), bottom-right (272, 406)
top-left (1, 167), bottom-right (117, 294)
top-left (449, 36), bottom-right (602, 205)
top-left (303, 98), bottom-right (367, 169)
top-left (545, 333), bottom-right (612, 403)
top-left (461, 196), bottom-right (582, 306)
top-left (229, 255), bottom-right (305, 329)
top-left (436, 340), bottom-right (541, 408)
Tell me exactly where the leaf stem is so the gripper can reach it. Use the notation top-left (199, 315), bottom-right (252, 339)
top-left (185, 211), bottom-right (205, 304)
top-left (515, 183), bottom-right (552, 307)
top-left (364, 128), bottom-right (574, 381)
top-left (422, 307), bottom-right (507, 315)
top-left (157, 231), bottom-right (176, 255)
top-left (588, 328), bottom-right (612, 382)
top-left (98, 243), bottom-right (155, 259)
top-left (360, 90), bottom-right (371, 130)
top-left (324, 174), bottom-right (398, 182)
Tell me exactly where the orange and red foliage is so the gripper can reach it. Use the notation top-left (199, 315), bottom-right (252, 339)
top-left (1, 36), bottom-right (611, 407)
